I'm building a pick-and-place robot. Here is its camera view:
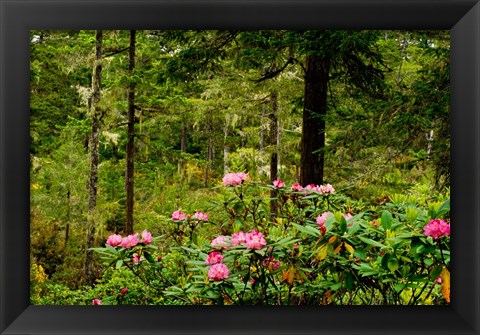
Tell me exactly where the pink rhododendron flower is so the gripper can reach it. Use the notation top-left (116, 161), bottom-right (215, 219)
top-left (193, 211), bottom-right (209, 221)
top-left (237, 172), bottom-right (249, 181)
top-left (231, 231), bottom-right (247, 246)
top-left (305, 184), bottom-right (321, 193)
top-left (211, 235), bottom-right (230, 249)
top-left (171, 210), bottom-right (186, 221)
top-left (208, 263), bottom-right (230, 281)
top-left (372, 220), bottom-right (378, 227)
top-left (222, 172), bottom-right (248, 187)
top-left (262, 256), bottom-right (281, 271)
top-left (437, 276), bottom-right (443, 284)
top-left (141, 230), bottom-right (152, 245)
top-left (273, 179), bottom-right (286, 188)
top-left (343, 213), bottom-right (353, 221)
top-left (106, 234), bottom-right (123, 247)
top-left (319, 184), bottom-right (335, 194)
top-left (316, 212), bottom-right (333, 226)
top-left (423, 219), bottom-right (450, 239)
top-left (245, 230), bottom-right (267, 250)
top-left (92, 299), bottom-right (102, 305)
top-left (121, 234), bottom-right (139, 249)
top-left (205, 251), bottom-right (224, 265)
top-left (290, 183), bottom-right (303, 192)
top-left (132, 253), bottom-right (141, 264)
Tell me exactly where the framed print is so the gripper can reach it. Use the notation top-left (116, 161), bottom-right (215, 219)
top-left (1, 0), bottom-right (479, 334)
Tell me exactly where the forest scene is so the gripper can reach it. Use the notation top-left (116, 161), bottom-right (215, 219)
top-left (30, 30), bottom-right (451, 305)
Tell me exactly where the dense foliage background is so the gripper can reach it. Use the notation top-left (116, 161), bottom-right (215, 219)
top-left (30, 30), bottom-right (450, 305)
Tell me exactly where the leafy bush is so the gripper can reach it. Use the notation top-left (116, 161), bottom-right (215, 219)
top-left (90, 173), bottom-right (450, 305)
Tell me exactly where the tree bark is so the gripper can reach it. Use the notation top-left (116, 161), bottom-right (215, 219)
top-left (223, 124), bottom-right (229, 174)
top-left (85, 30), bottom-right (102, 285)
top-left (260, 103), bottom-right (265, 153)
top-left (300, 55), bottom-right (330, 186)
top-left (269, 92), bottom-right (278, 219)
top-left (125, 30), bottom-right (136, 235)
top-left (204, 120), bottom-right (213, 188)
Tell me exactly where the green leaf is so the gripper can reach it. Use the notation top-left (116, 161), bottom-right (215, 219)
top-left (387, 258), bottom-right (399, 272)
top-left (357, 236), bottom-right (386, 249)
top-left (345, 272), bottom-right (354, 291)
top-left (116, 259), bottom-right (124, 269)
top-left (144, 251), bottom-right (155, 263)
top-left (330, 282), bottom-right (342, 291)
top-left (435, 199), bottom-right (450, 218)
top-left (394, 283), bottom-right (406, 293)
top-left (430, 265), bottom-right (443, 280)
top-left (381, 210), bottom-right (393, 230)
top-left (424, 258), bottom-right (434, 266)
top-left (105, 244), bottom-right (119, 255)
top-left (340, 216), bottom-right (347, 234)
top-left (292, 223), bottom-right (320, 238)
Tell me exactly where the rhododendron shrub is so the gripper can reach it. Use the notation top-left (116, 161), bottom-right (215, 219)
top-left (93, 174), bottom-right (450, 306)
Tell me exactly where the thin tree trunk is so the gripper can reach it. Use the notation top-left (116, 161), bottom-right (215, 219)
top-left (269, 92), bottom-right (278, 219)
top-left (64, 189), bottom-right (70, 249)
top-left (223, 124), bottom-right (229, 174)
top-left (178, 121), bottom-right (187, 177)
top-left (300, 55), bottom-right (330, 186)
top-left (85, 30), bottom-right (102, 285)
top-left (260, 103), bottom-right (265, 153)
top-left (125, 30), bottom-right (136, 235)
top-left (397, 34), bottom-right (408, 84)
top-left (204, 121), bottom-right (213, 188)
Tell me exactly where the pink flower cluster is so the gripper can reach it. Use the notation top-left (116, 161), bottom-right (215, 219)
top-left (121, 234), bottom-right (139, 248)
top-left (423, 219), bottom-right (450, 239)
top-left (305, 183), bottom-right (335, 194)
top-left (106, 230), bottom-right (153, 249)
top-left (205, 251), bottom-right (224, 265)
top-left (171, 210), bottom-right (186, 221)
top-left (262, 256), bottom-right (281, 271)
top-left (132, 253), bottom-right (141, 264)
top-left (290, 183), bottom-right (303, 192)
top-left (222, 172), bottom-right (249, 187)
top-left (207, 263), bottom-right (230, 280)
top-left (245, 230), bottom-right (267, 250)
top-left (193, 211), bottom-right (209, 221)
top-left (211, 235), bottom-right (230, 249)
top-left (206, 237), bottom-right (230, 280)
top-left (231, 231), bottom-right (247, 246)
top-left (290, 183), bottom-right (335, 195)
top-left (316, 212), bottom-right (333, 226)
top-left (172, 210), bottom-right (208, 222)
top-left (141, 230), bottom-right (152, 244)
top-left (212, 230), bottom-right (267, 250)
top-left (92, 299), bottom-right (102, 305)
top-left (106, 234), bottom-right (123, 247)
top-left (319, 184), bottom-right (335, 194)
top-left (230, 230), bottom-right (267, 250)
top-left (273, 179), bottom-right (286, 188)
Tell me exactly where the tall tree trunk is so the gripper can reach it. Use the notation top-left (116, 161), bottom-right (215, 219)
top-left (269, 92), bottom-right (278, 219)
top-left (204, 121), bottom-right (213, 188)
top-left (178, 121), bottom-right (187, 177)
top-left (85, 30), bottom-right (102, 285)
top-left (223, 124), bottom-right (229, 174)
top-left (300, 55), bottom-right (330, 186)
top-left (64, 188), bottom-right (70, 253)
top-left (260, 103), bottom-right (265, 153)
top-left (125, 30), bottom-right (136, 235)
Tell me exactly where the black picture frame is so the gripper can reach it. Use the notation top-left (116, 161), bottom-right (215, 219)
top-left (1, 0), bottom-right (479, 334)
